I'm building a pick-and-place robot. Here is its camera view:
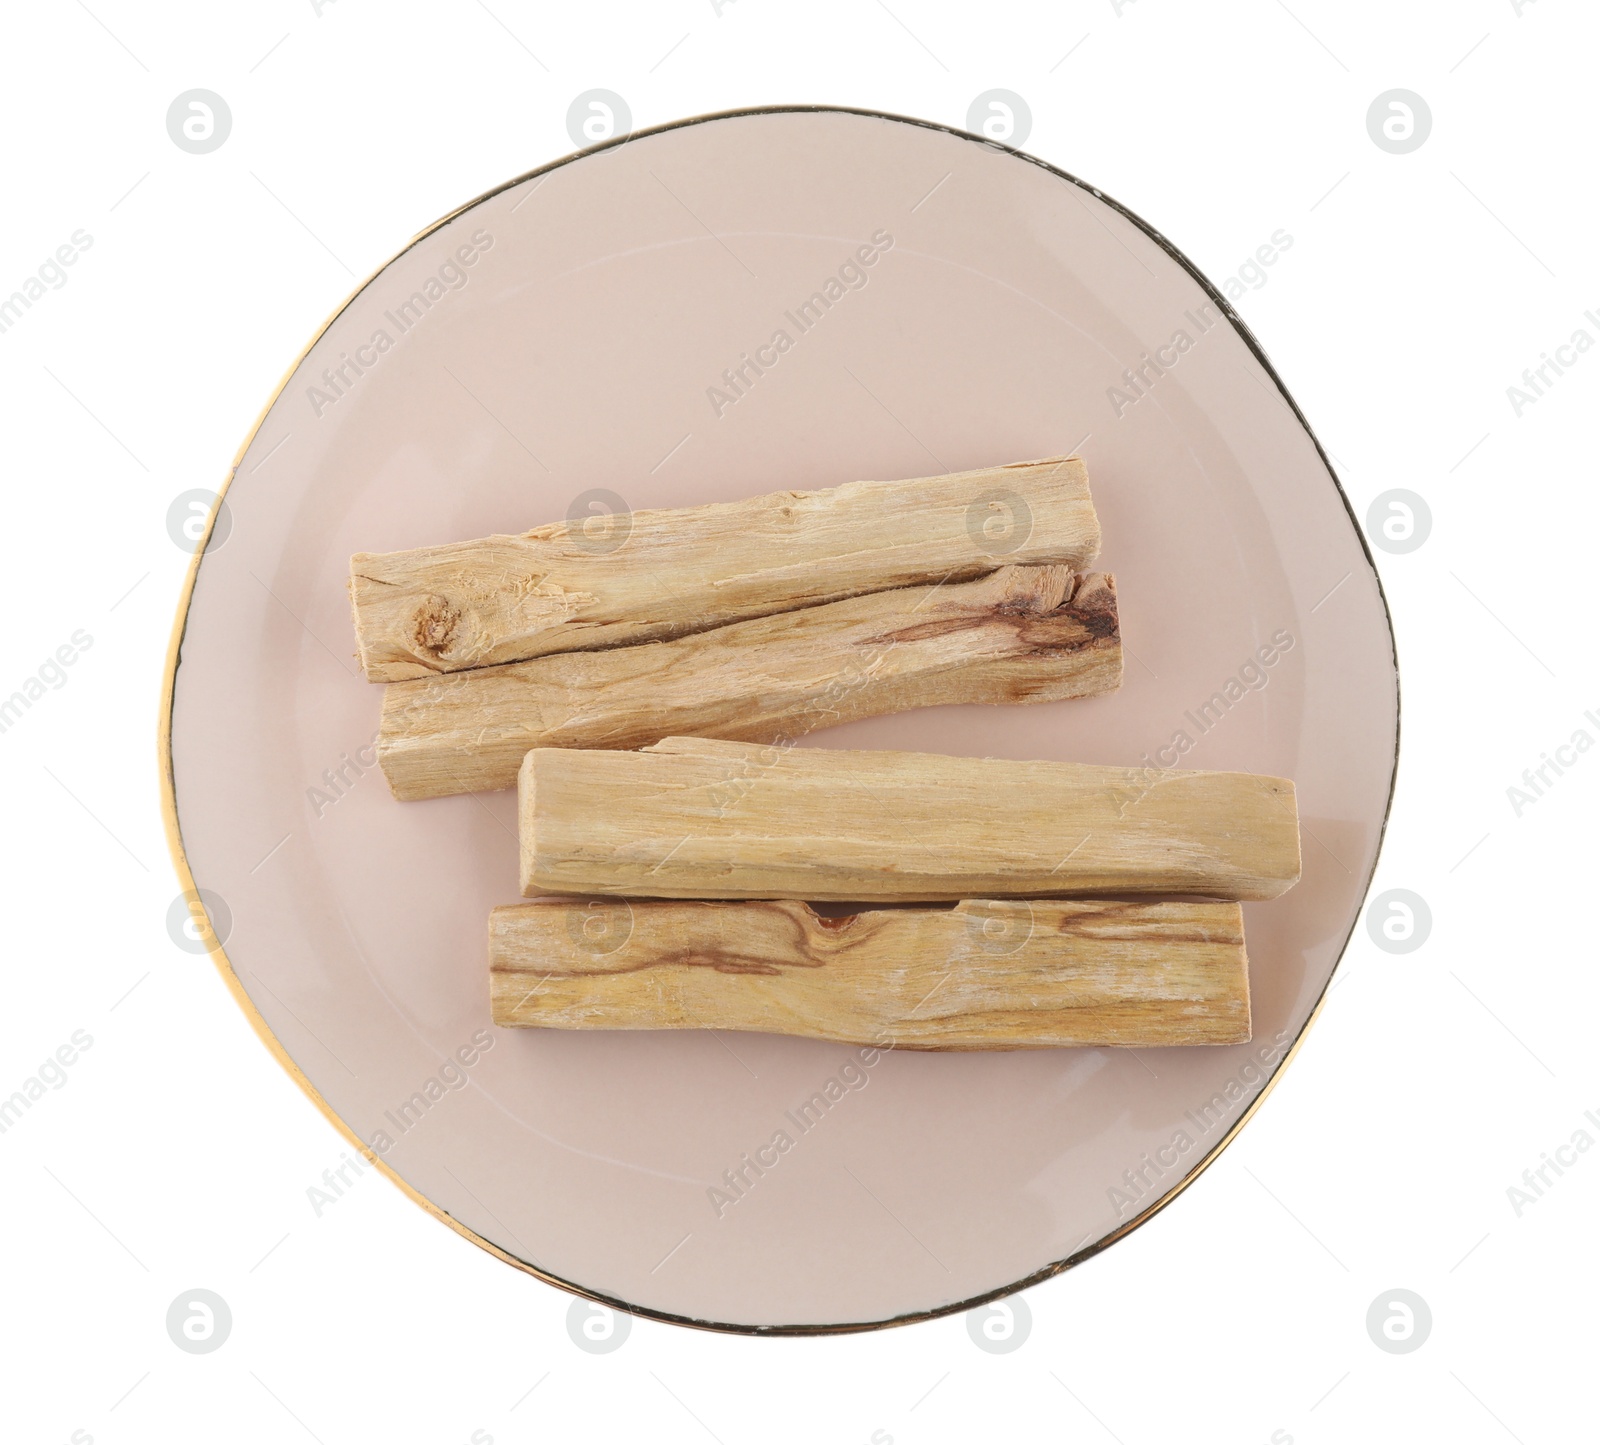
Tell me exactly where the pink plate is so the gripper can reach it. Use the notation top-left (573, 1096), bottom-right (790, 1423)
top-left (165, 107), bottom-right (1396, 1332)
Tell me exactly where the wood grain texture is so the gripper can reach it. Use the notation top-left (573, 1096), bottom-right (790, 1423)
top-left (377, 565), bottom-right (1120, 799)
top-left (489, 898), bottom-right (1251, 1049)
top-left (519, 737), bottom-right (1301, 902)
top-left (349, 456), bottom-right (1100, 681)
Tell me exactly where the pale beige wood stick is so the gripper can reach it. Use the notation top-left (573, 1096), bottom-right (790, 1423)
top-left (350, 455), bottom-right (1099, 682)
top-left (519, 738), bottom-right (1300, 902)
top-left (377, 565), bottom-right (1120, 800)
top-left (489, 898), bottom-right (1250, 1049)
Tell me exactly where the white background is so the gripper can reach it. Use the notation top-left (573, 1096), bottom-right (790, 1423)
top-left (2, 1), bottom-right (1595, 1441)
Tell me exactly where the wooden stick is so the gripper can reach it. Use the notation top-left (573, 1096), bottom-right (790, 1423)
top-left (519, 738), bottom-right (1300, 902)
top-left (377, 565), bottom-right (1120, 800)
top-left (489, 898), bottom-right (1251, 1049)
top-left (349, 456), bottom-right (1099, 681)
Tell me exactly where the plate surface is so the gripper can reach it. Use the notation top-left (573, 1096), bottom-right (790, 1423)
top-left (166, 107), bottom-right (1397, 1331)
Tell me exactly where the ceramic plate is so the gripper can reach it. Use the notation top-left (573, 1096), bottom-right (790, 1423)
top-left (163, 107), bottom-right (1397, 1332)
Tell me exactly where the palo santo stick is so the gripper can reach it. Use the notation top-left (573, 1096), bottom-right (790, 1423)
top-left (519, 738), bottom-right (1300, 902)
top-left (377, 565), bottom-right (1120, 800)
top-left (349, 455), bottom-right (1099, 682)
top-left (488, 898), bottom-right (1251, 1049)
